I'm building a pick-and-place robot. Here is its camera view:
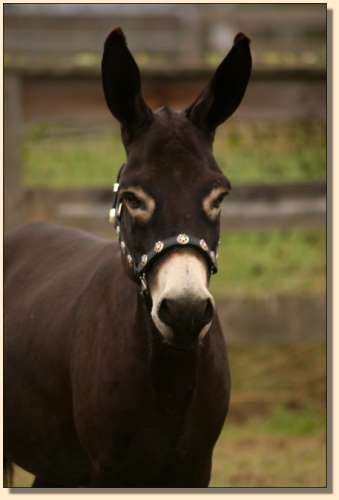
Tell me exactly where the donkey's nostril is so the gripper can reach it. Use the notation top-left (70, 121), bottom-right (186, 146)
top-left (158, 298), bottom-right (176, 326)
top-left (203, 298), bottom-right (214, 325)
top-left (158, 296), bottom-right (214, 344)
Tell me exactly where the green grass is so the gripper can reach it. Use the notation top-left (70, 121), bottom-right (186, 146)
top-left (215, 120), bottom-right (326, 185)
top-left (211, 229), bottom-right (325, 298)
top-left (263, 406), bottom-right (326, 436)
top-left (23, 127), bottom-right (125, 188)
top-left (23, 121), bottom-right (325, 188)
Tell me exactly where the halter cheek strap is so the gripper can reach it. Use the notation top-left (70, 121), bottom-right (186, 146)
top-left (109, 165), bottom-right (219, 300)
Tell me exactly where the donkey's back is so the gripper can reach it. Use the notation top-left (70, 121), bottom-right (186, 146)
top-left (5, 222), bottom-right (114, 280)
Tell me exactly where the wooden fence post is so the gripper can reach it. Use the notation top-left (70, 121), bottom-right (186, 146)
top-left (4, 72), bottom-right (23, 234)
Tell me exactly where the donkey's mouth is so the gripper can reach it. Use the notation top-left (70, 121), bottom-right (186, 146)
top-left (162, 337), bottom-right (199, 352)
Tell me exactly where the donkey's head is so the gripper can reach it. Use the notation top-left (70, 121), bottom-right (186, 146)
top-left (102, 28), bottom-right (251, 349)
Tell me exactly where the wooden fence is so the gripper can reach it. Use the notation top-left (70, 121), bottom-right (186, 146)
top-left (4, 4), bottom-right (326, 70)
top-left (4, 4), bottom-right (326, 233)
top-left (4, 68), bottom-right (326, 234)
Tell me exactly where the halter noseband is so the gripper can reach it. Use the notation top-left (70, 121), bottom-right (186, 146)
top-left (109, 165), bottom-right (219, 301)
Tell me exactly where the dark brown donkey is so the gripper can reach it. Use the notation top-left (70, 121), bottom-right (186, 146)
top-left (4, 29), bottom-right (251, 487)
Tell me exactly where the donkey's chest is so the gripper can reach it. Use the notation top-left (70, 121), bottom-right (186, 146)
top-left (111, 401), bottom-right (212, 487)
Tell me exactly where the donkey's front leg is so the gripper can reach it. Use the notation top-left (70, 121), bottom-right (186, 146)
top-left (32, 476), bottom-right (68, 488)
top-left (89, 461), bottom-right (127, 488)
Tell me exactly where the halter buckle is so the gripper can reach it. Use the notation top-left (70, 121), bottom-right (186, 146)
top-left (109, 208), bottom-right (116, 224)
top-left (139, 273), bottom-right (148, 293)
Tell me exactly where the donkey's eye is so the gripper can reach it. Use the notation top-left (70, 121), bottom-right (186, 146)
top-left (123, 192), bottom-right (145, 210)
top-left (120, 186), bottom-right (155, 222)
top-left (212, 193), bottom-right (227, 209)
top-left (203, 187), bottom-right (229, 221)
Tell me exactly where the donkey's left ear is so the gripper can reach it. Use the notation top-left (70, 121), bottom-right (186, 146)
top-left (102, 28), bottom-right (153, 140)
top-left (185, 33), bottom-right (252, 136)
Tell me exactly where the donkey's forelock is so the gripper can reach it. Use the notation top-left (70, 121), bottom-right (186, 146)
top-left (125, 108), bottom-right (218, 172)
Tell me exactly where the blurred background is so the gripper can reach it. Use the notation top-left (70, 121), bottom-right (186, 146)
top-left (4, 4), bottom-right (326, 488)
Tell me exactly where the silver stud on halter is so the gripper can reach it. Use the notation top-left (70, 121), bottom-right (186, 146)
top-left (109, 208), bottom-right (116, 224)
top-left (154, 241), bottom-right (164, 253)
top-left (109, 182), bottom-right (120, 225)
top-left (199, 239), bottom-right (209, 252)
top-left (177, 233), bottom-right (190, 245)
top-left (210, 250), bottom-right (217, 265)
top-left (141, 254), bottom-right (148, 267)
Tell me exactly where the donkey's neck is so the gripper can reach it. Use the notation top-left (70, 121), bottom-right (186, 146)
top-left (148, 317), bottom-right (199, 416)
top-left (131, 281), bottom-right (200, 424)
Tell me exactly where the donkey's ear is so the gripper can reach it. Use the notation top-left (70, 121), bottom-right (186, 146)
top-left (186, 33), bottom-right (252, 136)
top-left (102, 28), bottom-right (153, 139)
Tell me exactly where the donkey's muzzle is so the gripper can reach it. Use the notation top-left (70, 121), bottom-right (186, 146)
top-left (158, 297), bottom-right (214, 345)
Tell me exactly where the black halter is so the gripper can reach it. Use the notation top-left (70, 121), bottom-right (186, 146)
top-left (109, 165), bottom-right (218, 301)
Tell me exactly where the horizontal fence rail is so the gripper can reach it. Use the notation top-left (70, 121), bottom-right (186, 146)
top-left (24, 182), bottom-right (326, 234)
top-left (4, 4), bottom-right (326, 70)
top-left (11, 69), bottom-right (326, 124)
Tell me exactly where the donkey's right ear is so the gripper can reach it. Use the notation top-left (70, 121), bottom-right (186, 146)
top-left (102, 28), bottom-right (153, 140)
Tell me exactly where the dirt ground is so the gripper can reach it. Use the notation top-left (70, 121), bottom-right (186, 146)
top-left (211, 426), bottom-right (326, 487)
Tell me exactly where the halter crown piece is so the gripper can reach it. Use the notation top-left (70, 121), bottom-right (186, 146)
top-left (109, 165), bottom-right (219, 300)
